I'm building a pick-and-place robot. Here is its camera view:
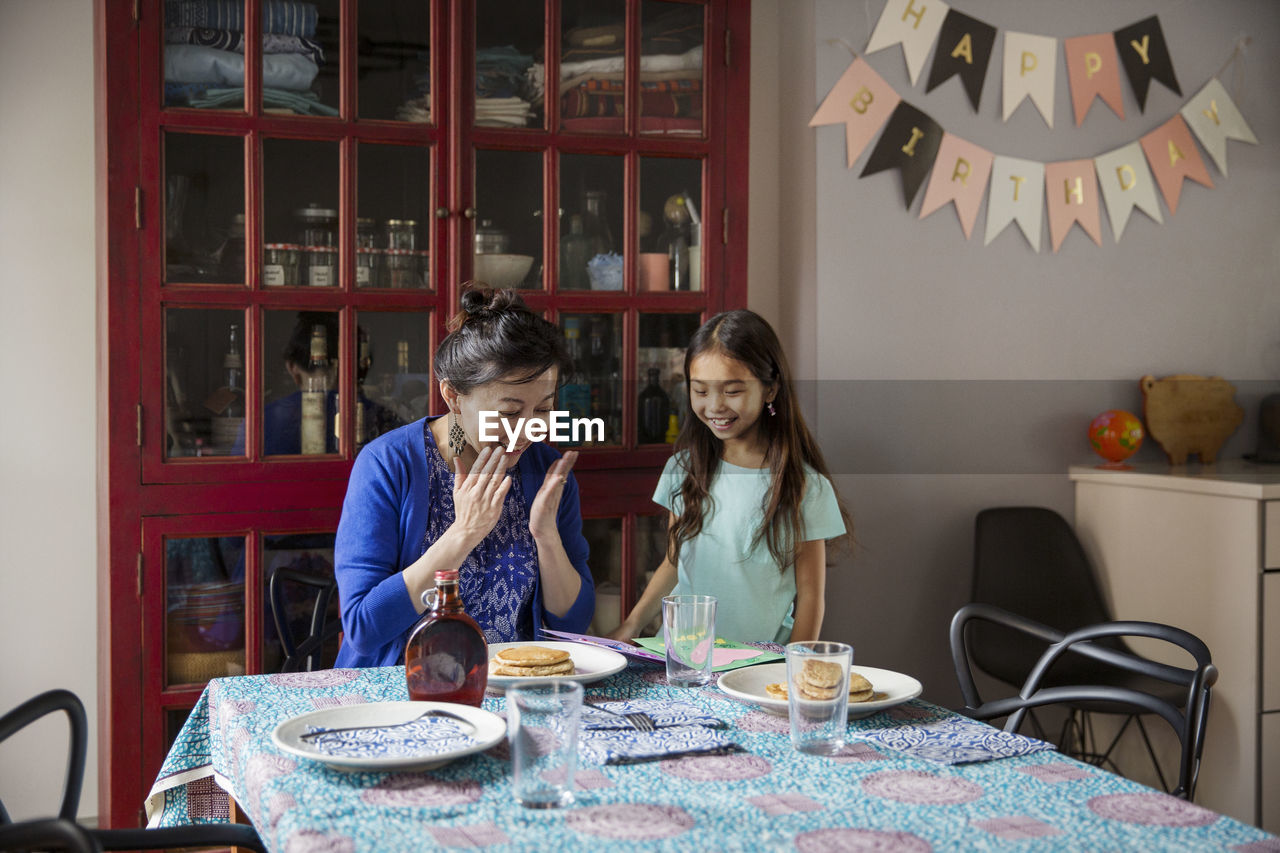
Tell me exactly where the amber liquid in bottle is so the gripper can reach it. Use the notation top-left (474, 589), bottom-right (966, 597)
top-left (405, 570), bottom-right (488, 705)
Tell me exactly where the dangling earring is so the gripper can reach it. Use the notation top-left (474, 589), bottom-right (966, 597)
top-left (448, 413), bottom-right (467, 457)
top-left (767, 401), bottom-right (777, 416)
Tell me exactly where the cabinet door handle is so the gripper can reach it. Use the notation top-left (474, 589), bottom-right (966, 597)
top-left (435, 207), bottom-right (449, 219)
top-left (463, 207), bottom-right (477, 220)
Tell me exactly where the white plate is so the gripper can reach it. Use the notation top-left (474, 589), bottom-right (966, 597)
top-left (717, 663), bottom-right (923, 719)
top-left (271, 701), bottom-right (505, 772)
top-left (485, 641), bottom-right (628, 690)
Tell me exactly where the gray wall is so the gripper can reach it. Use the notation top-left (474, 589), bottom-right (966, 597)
top-left (803, 0), bottom-right (1280, 705)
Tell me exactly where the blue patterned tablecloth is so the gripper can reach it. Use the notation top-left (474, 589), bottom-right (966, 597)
top-left (147, 662), bottom-right (1277, 852)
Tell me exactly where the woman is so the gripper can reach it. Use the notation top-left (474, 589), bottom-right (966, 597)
top-left (333, 288), bottom-right (594, 667)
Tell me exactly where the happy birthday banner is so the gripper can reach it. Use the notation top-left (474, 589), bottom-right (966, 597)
top-left (867, 0), bottom-right (1183, 127)
top-left (811, 58), bottom-right (1257, 252)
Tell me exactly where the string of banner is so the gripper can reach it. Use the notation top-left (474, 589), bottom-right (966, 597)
top-left (810, 0), bottom-right (1259, 252)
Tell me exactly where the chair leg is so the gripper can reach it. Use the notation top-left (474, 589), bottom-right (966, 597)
top-left (1132, 715), bottom-right (1170, 795)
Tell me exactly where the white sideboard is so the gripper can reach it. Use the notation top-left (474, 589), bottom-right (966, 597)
top-left (1070, 462), bottom-right (1280, 831)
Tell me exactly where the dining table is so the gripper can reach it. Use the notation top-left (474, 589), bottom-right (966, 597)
top-left (146, 649), bottom-right (1278, 852)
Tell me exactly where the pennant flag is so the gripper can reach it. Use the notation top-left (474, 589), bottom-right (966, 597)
top-left (1094, 142), bottom-right (1164, 242)
top-left (1064, 33), bottom-right (1125, 125)
top-left (1140, 114), bottom-right (1214, 214)
top-left (1180, 77), bottom-right (1258, 176)
top-left (919, 133), bottom-right (994, 238)
top-left (1002, 31), bottom-right (1057, 128)
top-left (985, 155), bottom-right (1045, 252)
top-left (865, 0), bottom-right (951, 86)
top-left (1045, 159), bottom-right (1103, 252)
top-left (809, 58), bottom-right (902, 168)
top-left (925, 8), bottom-right (997, 111)
top-left (1114, 16), bottom-right (1181, 111)
top-left (860, 101), bottom-right (945, 208)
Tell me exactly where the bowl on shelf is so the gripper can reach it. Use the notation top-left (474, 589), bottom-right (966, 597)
top-left (472, 253), bottom-right (535, 289)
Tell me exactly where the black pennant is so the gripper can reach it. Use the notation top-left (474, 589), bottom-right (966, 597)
top-left (1113, 15), bottom-right (1181, 111)
top-left (924, 8), bottom-right (997, 112)
top-left (860, 101), bottom-right (944, 208)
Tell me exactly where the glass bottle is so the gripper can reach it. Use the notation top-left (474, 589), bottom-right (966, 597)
top-left (355, 217), bottom-right (378, 288)
top-left (559, 319), bottom-right (592, 443)
top-left (300, 324), bottom-right (329, 455)
top-left (404, 568), bottom-right (488, 706)
top-left (217, 213), bottom-right (246, 282)
top-left (657, 194), bottom-right (691, 292)
top-left (581, 191), bottom-right (614, 259)
top-left (210, 323), bottom-right (245, 452)
top-left (638, 367), bottom-right (671, 444)
top-left (558, 214), bottom-right (590, 290)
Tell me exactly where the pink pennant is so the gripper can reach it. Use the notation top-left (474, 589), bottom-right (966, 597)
top-left (810, 57), bottom-right (902, 168)
top-left (1139, 114), bottom-right (1214, 215)
top-left (1064, 34), bottom-right (1125, 126)
top-left (919, 133), bottom-right (994, 239)
top-left (1044, 159), bottom-right (1103, 252)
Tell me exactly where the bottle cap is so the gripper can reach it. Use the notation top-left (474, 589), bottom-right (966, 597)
top-left (436, 569), bottom-right (459, 583)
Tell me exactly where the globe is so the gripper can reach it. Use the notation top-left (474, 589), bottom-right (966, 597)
top-left (1088, 409), bottom-right (1144, 468)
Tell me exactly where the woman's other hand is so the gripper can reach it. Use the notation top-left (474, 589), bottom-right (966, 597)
top-left (450, 446), bottom-right (511, 547)
top-left (528, 450), bottom-right (578, 543)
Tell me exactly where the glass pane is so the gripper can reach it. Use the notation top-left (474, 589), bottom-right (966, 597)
top-left (263, 532), bottom-right (337, 673)
top-left (474, 149), bottom-right (542, 289)
top-left (637, 313), bottom-right (700, 443)
top-left (162, 0), bottom-right (246, 111)
top-left (559, 154), bottom-right (623, 291)
top-left (639, 156), bottom-right (703, 292)
top-left (358, 143), bottom-right (433, 290)
top-left (633, 513), bottom-right (668, 636)
top-left (165, 536), bottom-right (246, 686)
top-left (358, 1), bottom-right (432, 122)
top-left (559, 313), bottom-right (622, 447)
top-left (264, 139), bottom-right (340, 288)
top-left (263, 310), bottom-right (339, 457)
top-left (476, 0), bottom-right (542, 128)
top-left (357, 310), bottom-right (434, 429)
top-left (165, 133), bottom-right (245, 284)
top-left (559, 0), bottom-right (625, 134)
top-left (165, 308), bottom-right (246, 459)
top-left (639, 0), bottom-right (705, 136)
top-left (583, 518), bottom-right (623, 635)
top-left (262, 0), bottom-right (339, 116)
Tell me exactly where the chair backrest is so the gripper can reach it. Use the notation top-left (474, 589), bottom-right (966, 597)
top-left (269, 567), bottom-right (340, 673)
top-left (0, 818), bottom-right (100, 852)
top-left (951, 603), bottom-right (1218, 800)
top-left (0, 688), bottom-right (86, 824)
top-left (970, 507), bottom-right (1118, 686)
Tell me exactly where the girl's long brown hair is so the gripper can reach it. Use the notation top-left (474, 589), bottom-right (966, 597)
top-left (666, 310), bottom-right (853, 572)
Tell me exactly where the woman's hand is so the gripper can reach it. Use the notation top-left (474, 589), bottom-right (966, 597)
top-left (528, 450), bottom-right (578, 543)
top-left (450, 446), bottom-right (511, 548)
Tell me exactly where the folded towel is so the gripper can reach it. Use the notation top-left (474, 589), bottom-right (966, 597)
top-left (854, 716), bottom-right (1054, 765)
top-left (582, 699), bottom-right (724, 731)
top-left (579, 725), bottom-right (738, 765)
top-left (303, 717), bottom-right (476, 759)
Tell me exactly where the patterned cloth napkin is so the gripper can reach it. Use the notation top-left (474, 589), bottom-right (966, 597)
top-left (578, 699), bottom-right (738, 765)
top-left (303, 717), bottom-right (477, 759)
top-left (853, 716), bottom-right (1055, 765)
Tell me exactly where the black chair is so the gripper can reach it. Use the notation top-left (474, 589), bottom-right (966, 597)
top-left (269, 566), bottom-right (341, 672)
top-left (969, 506), bottom-right (1192, 788)
top-left (951, 603), bottom-right (1217, 800)
top-left (0, 689), bottom-right (267, 852)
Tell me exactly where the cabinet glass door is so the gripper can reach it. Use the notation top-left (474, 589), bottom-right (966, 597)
top-left (165, 308), bottom-right (248, 458)
top-left (358, 143), bottom-right (434, 289)
top-left (162, 0), bottom-right (247, 111)
top-left (262, 532), bottom-right (338, 672)
top-left (265, 0), bottom-right (339, 115)
top-left (165, 535), bottom-right (247, 687)
top-left (359, 1), bottom-right (433, 122)
top-left (633, 512), bottom-right (668, 636)
top-left (558, 0), bottom-right (626, 134)
top-left (474, 149), bottom-right (543, 289)
top-left (559, 313), bottom-right (623, 447)
top-left (637, 312), bottom-right (701, 444)
top-left (264, 139), bottom-right (340, 288)
top-left (262, 310), bottom-right (339, 457)
top-left (638, 157), bottom-right (704, 292)
top-left (164, 133), bottom-right (245, 285)
top-left (559, 154), bottom-right (624, 292)
top-left (639, 1), bottom-right (706, 137)
top-left (475, 0), bottom-right (544, 129)
top-left (355, 309), bottom-right (435, 438)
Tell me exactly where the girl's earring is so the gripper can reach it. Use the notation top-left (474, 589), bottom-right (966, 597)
top-left (448, 413), bottom-right (467, 456)
top-left (767, 401), bottom-right (777, 416)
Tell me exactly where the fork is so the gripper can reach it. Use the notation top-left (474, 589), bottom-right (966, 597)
top-left (585, 703), bottom-right (657, 733)
top-left (299, 708), bottom-right (477, 740)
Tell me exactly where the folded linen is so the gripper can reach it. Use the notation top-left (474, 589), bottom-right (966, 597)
top-left (854, 716), bottom-right (1054, 766)
top-left (165, 44), bottom-right (318, 90)
top-left (165, 0), bottom-right (318, 38)
top-left (165, 27), bottom-right (325, 65)
top-left (577, 698), bottom-right (735, 765)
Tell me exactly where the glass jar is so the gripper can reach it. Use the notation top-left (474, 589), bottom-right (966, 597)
top-left (385, 219), bottom-right (417, 252)
top-left (262, 243), bottom-right (300, 286)
top-left (383, 248), bottom-right (418, 289)
top-left (356, 218), bottom-right (378, 288)
top-left (295, 204), bottom-right (337, 287)
top-left (302, 247), bottom-right (337, 287)
top-left (404, 569), bottom-right (488, 705)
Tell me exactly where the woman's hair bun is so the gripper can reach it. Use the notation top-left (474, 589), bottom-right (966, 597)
top-left (449, 286), bottom-right (528, 332)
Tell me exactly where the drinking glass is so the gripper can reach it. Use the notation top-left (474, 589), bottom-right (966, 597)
top-left (785, 641), bottom-right (853, 755)
top-left (507, 680), bottom-right (583, 808)
top-left (662, 594), bottom-right (717, 687)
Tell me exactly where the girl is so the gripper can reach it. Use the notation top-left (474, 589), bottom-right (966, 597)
top-left (611, 310), bottom-right (852, 644)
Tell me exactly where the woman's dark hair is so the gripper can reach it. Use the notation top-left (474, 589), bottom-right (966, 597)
top-left (435, 287), bottom-right (573, 394)
top-left (667, 309), bottom-right (854, 572)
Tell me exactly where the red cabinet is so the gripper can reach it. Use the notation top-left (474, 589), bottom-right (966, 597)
top-left (97, 0), bottom-right (748, 826)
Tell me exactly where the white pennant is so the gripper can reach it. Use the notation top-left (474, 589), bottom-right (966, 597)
top-left (1094, 142), bottom-right (1164, 242)
top-left (865, 0), bottom-right (950, 86)
top-left (1180, 78), bottom-right (1258, 177)
top-left (1002, 31), bottom-right (1057, 128)
top-left (985, 155), bottom-right (1045, 252)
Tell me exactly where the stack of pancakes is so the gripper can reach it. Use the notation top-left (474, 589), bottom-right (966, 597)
top-left (489, 645), bottom-right (576, 677)
top-left (766, 661), bottom-right (874, 703)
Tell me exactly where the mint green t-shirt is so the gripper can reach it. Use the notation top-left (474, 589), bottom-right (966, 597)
top-left (653, 453), bottom-right (846, 643)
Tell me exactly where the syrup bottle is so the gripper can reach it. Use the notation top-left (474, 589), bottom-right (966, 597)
top-left (405, 569), bottom-right (488, 705)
